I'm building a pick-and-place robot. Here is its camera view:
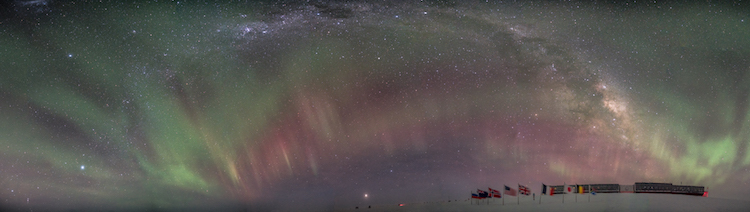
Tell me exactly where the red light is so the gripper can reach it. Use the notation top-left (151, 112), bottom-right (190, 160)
top-left (703, 192), bottom-right (708, 197)
top-left (398, 203), bottom-right (404, 207)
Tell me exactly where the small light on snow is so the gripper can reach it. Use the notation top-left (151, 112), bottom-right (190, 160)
top-left (80, 165), bottom-right (85, 170)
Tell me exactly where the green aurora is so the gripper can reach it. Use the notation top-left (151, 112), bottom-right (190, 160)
top-left (0, 0), bottom-right (749, 211)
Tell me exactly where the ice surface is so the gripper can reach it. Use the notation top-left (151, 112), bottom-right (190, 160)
top-left (334, 193), bottom-right (750, 212)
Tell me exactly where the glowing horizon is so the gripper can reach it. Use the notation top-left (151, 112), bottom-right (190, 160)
top-left (1, 1), bottom-right (748, 211)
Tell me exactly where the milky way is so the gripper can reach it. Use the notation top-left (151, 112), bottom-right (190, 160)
top-left (1, 1), bottom-right (749, 211)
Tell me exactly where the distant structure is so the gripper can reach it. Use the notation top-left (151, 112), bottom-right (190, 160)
top-left (547, 182), bottom-right (705, 196)
top-left (634, 182), bottom-right (705, 196)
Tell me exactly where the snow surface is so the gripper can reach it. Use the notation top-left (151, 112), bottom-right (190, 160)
top-left (334, 193), bottom-right (750, 212)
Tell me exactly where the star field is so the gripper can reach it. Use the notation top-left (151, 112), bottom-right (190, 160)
top-left (0, 0), bottom-right (749, 211)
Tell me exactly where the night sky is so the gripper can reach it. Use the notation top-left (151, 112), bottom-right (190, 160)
top-left (1, 0), bottom-right (749, 211)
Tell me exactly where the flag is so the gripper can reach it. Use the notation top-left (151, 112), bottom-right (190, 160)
top-left (550, 187), bottom-right (555, 196)
top-left (471, 193), bottom-right (481, 199)
top-left (579, 185), bottom-right (584, 194)
top-left (542, 184), bottom-right (554, 196)
top-left (519, 184), bottom-right (530, 196)
top-left (504, 185), bottom-right (517, 196)
top-left (565, 184), bottom-right (576, 194)
top-left (489, 187), bottom-right (501, 198)
top-left (480, 189), bottom-right (490, 198)
top-left (477, 189), bottom-right (489, 198)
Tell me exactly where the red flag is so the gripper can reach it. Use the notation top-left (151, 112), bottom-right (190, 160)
top-left (489, 187), bottom-right (501, 198)
top-left (504, 185), bottom-right (517, 196)
top-left (519, 184), bottom-right (530, 195)
top-left (472, 193), bottom-right (481, 199)
top-left (550, 187), bottom-right (555, 196)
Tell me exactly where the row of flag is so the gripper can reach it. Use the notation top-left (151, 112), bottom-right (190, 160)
top-left (471, 185), bottom-right (529, 199)
top-left (473, 184), bottom-right (596, 199)
top-left (542, 184), bottom-right (597, 195)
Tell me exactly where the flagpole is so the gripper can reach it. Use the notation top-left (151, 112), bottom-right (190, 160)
top-left (588, 185), bottom-right (591, 202)
top-left (539, 184), bottom-right (542, 205)
top-left (562, 183), bottom-right (565, 204)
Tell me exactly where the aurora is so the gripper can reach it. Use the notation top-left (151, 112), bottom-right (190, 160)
top-left (0, 1), bottom-right (748, 211)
